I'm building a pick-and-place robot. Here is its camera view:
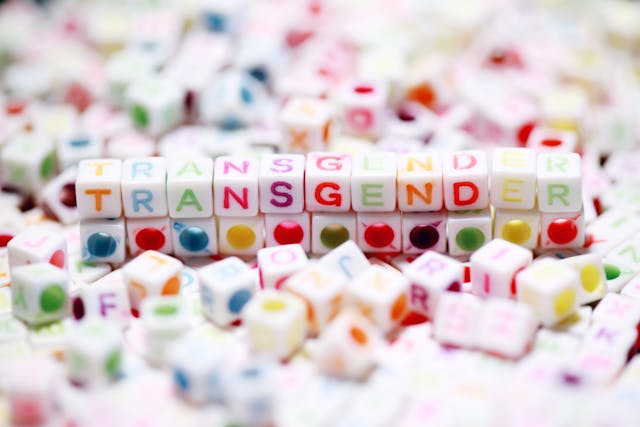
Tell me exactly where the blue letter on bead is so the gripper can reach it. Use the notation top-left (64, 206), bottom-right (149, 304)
top-left (132, 190), bottom-right (154, 213)
top-left (131, 161), bottom-right (153, 178)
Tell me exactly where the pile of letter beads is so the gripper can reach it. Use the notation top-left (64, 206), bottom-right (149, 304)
top-left (2, 0), bottom-right (640, 425)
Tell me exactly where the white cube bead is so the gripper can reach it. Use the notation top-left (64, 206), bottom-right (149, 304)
top-left (490, 147), bottom-right (537, 210)
top-left (259, 154), bottom-right (305, 214)
top-left (284, 263), bottom-right (347, 335)
top-left (475, 298), bottom-right (537, 359)
top-left (11, 263), bottom-right (69, 326)
top-left (198, 257), bottom-right (257, 326)
top-left (258, 244), bottom-right (308, 290)
top-left (166, 158), bottom-right (214, 218)
top-left (401, 211), bottom-right (447, 254)
top-left (403, 251), bottom-right (464, 318)
top-left (396, 152), bottom-right (443, 212)
top-left (443, 150), bottom-right (489, 211)
top-left (123, 250), bottom-right (183, 310)
top-left (305, 152), bottom-right (352, 212)
top-left (244, 290), bottom-right (307, 359)
top-left (121, 157), bottom-right (168, 218)
top-left (213, 156), bottom-right (260, 217)
top-left (351, 151), bottom-right (397, 212)
top-left (537, 152), bottom-right (582, 213)
top-left (76, 159), bottom-right (122, 219)
top-left (314, 310), bottom-right (380, 379)
top-left (66, 317), bottom-right (123, 386)
top-left (470, 239), bottom-right (533, 299)
top-left (516, 259), bottom-right (579, 326)
top-left (318, 240), bottom-right (370, 282)
top-left (347, 265), bottom-right (409, 334)
top-left (433, 292), bottom-right (482, 348)
top-left (80, 218), bottom-right (126, 264)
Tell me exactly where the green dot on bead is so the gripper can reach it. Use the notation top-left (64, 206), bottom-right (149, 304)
top-left (39, 285), bottom-right (66, 313)
top-left (104, 350), bottom-right (121, 378)
top-left (320, 224), bottom-right (349, 249)
top-left (455, 227), bottom-right (485, 251)
top-left (604, 263), bottom-right (621, 280)
top-left (154, 304), bottom-right (177, 316)
top-left (39, 153), bottom-right (55, 179)
top-left (131, 104), bottom-right (149, 127)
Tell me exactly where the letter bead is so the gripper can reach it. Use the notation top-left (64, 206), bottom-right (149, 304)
top-left (351, 151), bottom-right (397, 212)
top-left (213, 156), bottom-right (260, 217)
top-left (121, 157), bottom-right (168, 218)
top-left (167, 158), bottom-right (214, 218)
top-left (443, 150), bottom-right (489, 211)
top-left (76, 158), bottom-right (123, 219)
top-left (305, 152), bottom-right (352, 212)
top-left (259, 154), bottom-right (305, 214)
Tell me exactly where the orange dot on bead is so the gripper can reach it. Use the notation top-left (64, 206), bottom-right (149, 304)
top-left (350, 326), bottom-right (368, 346)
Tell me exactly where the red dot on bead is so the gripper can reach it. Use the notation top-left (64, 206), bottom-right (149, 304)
top-left (541, 138), bottom-right (562, 147)
top-left (354, 85), bottom-right (374, 94)
top-left (5, 99), bottom-right (26, 115)
top-left (274, 221), bottom-right (304, 244)
top-left (135, 228), bottom-right (166, 250)
top-left (49, 250), bottom-right (66, 268)
top-left (364, 223), bottom-right (394, 248)
top-left (59, 183), bottom-right (77, 208)
top-left (0, 234), bottom-right (13, 247)
top-left (548, 219), bottom-right (578, 244)
top-left (517, 122), bottom-right (536, 146)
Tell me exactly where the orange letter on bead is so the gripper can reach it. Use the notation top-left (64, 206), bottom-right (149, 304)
top-left (84, 189), bottom-right (112, 212)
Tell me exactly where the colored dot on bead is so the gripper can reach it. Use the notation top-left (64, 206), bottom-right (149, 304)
top-left (40, 285), bottom-right (66, 313)
top-left (320, 224), bottom-right (349, 249)
top-left (548, 219), bottom-right (577, 244)
top-left (580, 264), bottom-right (602, 292)
top-left (174, 369), bottom-right (189, 391)
top-left (455, 227), bottom-right (485, 251)
top-left (161, 277), bottom-right (181, 295)
top-left (59, 183), bottom-right (77, 207)
top-left (364, 223), bottom-right (394, 248)
top-left (72, 297), bottom-right (85, 320)
top-left (155, 304), bottom-right (178, 316)
top-left (179, 227), bottom-right (209, 252)
top-left (40, 154), bottom-right (55, 179)
top-left (350, 326), bottom-right (368, 346)
top-left (228, 289), bottom-right (252, 314)
top-left (87, 232), bottom-right (117, 257)
top-left (554, 289), bottom-right (575, 316)
top-left (104, 350), bottom-right (121, 378)
top-left (49, 249), bottom-right (66, 268)
top-left (0, 234), bottom-right (13, 247)
top-left (604, 263), bottom-right (621, 280)
top-left (136, 228), bottom-right (166, 251)
top-left (262, 299), bottom-right (286, 311)
top-left (409, 224), bottom-right (439, 249)
top-left (131, 104), bottom-right (149, 127)
top-left (501, 220), bottom-right (531, 245)
top-left (226, 225), bottom-right (256, 250)
top-left (274, 221), bottom-right (304, 245)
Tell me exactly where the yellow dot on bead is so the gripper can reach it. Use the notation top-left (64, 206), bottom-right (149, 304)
top-left (226, 225), bottom-right (256, 249)
top-left (501, 220), bottom-right (531, 245)
top-left (580, 264), bottom-right (602, 292)
top-left (262, 299), bottom-right (287, 311)
top-left (554, 289), bottom-right (575, 316)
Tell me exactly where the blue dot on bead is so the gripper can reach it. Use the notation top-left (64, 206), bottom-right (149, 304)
top-left (248, 67), bottom-right (268, 84)
top-left (204, 13), bottom-right (226, 32)
top-left (87, 232), bottom-right (117, 257)
top-left (174, 369), bottom-right (189, 391)
top-left (219, 116), bottom-right (243, 130)
top-left (179, 227), bottom-right (209, 252)
top-left (240, 87), bottom-right (254, 105)
top-left (70, 138), bottom-right (89, 147)
top-left (228, 289), bottom-right (251, 314)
